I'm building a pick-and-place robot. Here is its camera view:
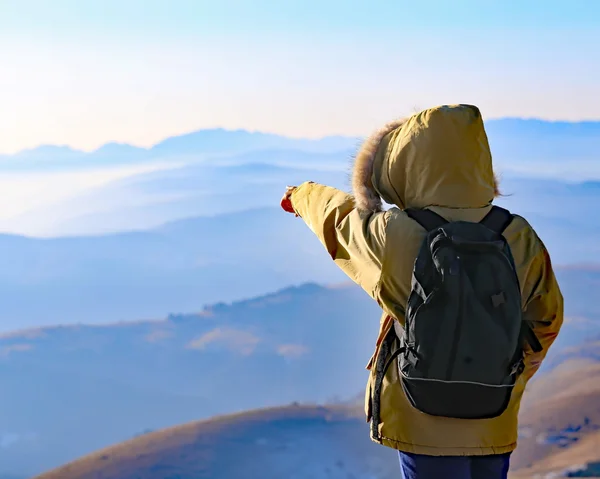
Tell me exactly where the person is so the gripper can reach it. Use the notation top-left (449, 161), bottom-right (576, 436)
top-left (280, 104), bottom-right (563, 479)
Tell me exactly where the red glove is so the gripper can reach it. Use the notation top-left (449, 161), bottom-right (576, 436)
top-left (281, 186), bottom-right (298, 215)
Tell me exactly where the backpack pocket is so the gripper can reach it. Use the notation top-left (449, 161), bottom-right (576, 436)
top-left (399, 372), bottom-right (515, 419)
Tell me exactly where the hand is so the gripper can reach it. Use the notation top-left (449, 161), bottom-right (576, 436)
top-left (280, 186), bottom-right (298, 215)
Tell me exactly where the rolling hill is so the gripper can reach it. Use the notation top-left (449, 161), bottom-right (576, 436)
top-left (0, 208), bottom-right (348, 329)
top-left (32, 405), bottom-right (399, 479)
top-left (0, 283), bottom-right (382, 476)
top-left (31, 338), bottom-right (600, 479)
top-left (509, 355), bottom-right (600, 477)
top-left (1, 272), bottom-right (598, 477)
top-left (0, 197), bottom-right (598, 331)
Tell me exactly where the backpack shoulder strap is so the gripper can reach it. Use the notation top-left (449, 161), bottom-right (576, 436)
top-left (405, 208), bottom-right (448, 232)
top-left (479, 206), bottom-right (514, 234)
top-left (481, 207), bottom-right (543, 354)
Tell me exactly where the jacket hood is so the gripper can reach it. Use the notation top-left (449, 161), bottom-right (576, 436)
top-left (352, 104), bottom-right (498, 211)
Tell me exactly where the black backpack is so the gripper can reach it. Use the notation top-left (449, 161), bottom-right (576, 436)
top-left (386, 206), bottom-right (542, 419)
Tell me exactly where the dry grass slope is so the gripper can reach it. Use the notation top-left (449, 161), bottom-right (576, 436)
top-left (33, 404), bottom-right (398, 479)
top-left (509, 358), bottom-right (600, 477)
top-left (34, 344), bottom-right (600, 479)
top-left (510, 431), bottom-right (600, 478)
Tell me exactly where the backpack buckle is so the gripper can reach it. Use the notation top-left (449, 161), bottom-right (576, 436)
top-left (405, 345), bottom-right (419, 369)
top-left (510, 358), bottom-right (524, 376)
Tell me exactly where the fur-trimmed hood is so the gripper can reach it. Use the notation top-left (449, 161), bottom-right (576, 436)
top-left (352, 104), bottom-right (498, 212)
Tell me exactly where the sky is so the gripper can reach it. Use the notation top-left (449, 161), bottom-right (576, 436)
top-left (0, 0), bottom-right (599, 154)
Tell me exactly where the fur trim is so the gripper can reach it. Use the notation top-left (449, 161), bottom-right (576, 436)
top-left (352, 119), bottom-right (407, 212)
top-left (493, 172), bottom-right (501, 197)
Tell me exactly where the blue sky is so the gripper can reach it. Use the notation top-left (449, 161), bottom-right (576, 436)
top-left (0, 0), bottom-right (599, 153)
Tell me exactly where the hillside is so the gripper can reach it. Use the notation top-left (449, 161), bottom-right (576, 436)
top-left (32, 405), bottom-right (398, 479)
top-left (0, 207), bottom-right (349, 329)
top-left (0, 283), bottom-right (381, 476)
top-left (0, 269), bottom-right (598, 476)
top-left (511, 431), bottom-right (600, 478)
top-left (32, 339), bottom-right (600, 479)
top-left (0, 199), bottom-right (599, 330)
top-left (509, 352), bottom-right (600, 477)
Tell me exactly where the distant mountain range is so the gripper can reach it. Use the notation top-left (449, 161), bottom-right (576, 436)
top-left (7, 159), bottom-right (351, 236)
top-left (0, 118), bottom-right (598, 238)
top-left (0, 184), bottom-right (600, 331)
top-left (1, 118), bottom-right (599, 173)
top-left (12, 154), bottom-right (599, 238)
top-left (0, 202), bottom-right (598, 331)
top-left (0, 208), bottom-right (348, 329)
top-left (0, 120), bottom-right (596, 236)
top-left (0, 129), bottom-right (359, 171)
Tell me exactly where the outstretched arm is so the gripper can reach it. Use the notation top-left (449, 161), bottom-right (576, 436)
top-left (285, 181), bottom-right (388, 300)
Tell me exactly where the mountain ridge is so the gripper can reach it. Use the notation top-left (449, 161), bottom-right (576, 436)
top-left (0, 205), bottom-right (597, 329)
top-left (0, 128), bottom-right (359, 162)
top-left (5, 118), bottom-right (600, 158)
top-left (0, 278), bottom-right (597, 476)
top-left (30, 339), bottom-right (600, 479)
top-left (0, 281), bottom-right (329, 338)
top-left (0, 282), bottom-right (381, 476)
top-left (31, 404), bottom-right (399, 479)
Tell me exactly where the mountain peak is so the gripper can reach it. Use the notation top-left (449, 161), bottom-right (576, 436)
top-left (92, 142), bottom-right (147, 156)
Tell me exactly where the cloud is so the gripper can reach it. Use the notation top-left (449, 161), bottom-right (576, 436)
top-left (187, 328), bottom-right (260, 356)
top-left (276, 343), bottom-right (309, 359)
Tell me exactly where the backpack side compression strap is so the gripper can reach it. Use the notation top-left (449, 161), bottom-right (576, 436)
top-left (405, 208), bottom-right (448, 232)
top-left (522, 322), bottom-right (543, 353)
top-left (479, 206), bottom-right (513, 234)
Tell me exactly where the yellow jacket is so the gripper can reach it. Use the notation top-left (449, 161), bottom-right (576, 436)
top-left (290, 104), bottom-right (564, 456)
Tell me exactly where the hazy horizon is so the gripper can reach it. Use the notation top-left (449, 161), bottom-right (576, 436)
top-left (2, 0), bottom-right (599, 154)
top-left (3, 116), bottom-right (600, 156)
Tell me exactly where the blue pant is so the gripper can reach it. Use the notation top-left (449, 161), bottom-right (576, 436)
top-left (399, 452), bottom-right (511, 479)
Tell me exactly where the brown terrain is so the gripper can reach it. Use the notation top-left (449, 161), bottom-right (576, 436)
top-left (32, 405), bottom-right (399, 479)
top-left (509, 355), bottom-right (600, 478)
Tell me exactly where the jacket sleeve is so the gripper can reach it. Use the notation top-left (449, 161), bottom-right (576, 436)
top-left (521, 239), bottom-right (564, 382)
top-left (290, 181), bottom-right (388, 300)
